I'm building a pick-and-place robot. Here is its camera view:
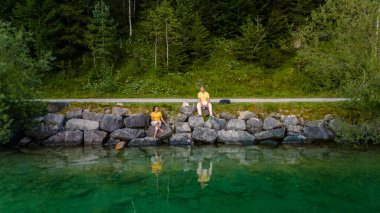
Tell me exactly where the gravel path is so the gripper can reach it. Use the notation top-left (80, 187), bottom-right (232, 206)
top-left (38, 98), bottom-right (349, 103)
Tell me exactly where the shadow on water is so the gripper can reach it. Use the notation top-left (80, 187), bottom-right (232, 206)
top-left (1, 144), bottom-right (380, 212)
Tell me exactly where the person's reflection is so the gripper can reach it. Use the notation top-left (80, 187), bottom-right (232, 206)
top-left (197, 161), bottom-right (213, 188)
top-left (151, 150), bottom-right (163, 175)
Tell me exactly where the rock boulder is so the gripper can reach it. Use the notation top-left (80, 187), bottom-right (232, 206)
top-left (263, 117), bottom-right (283, 130)
top-left (110, 128), bottom-right (145, 141)
top-left (192, 127), bottom-right (217, 143)
top-left (246, 118), bottom-right (263, 134)
top-left (100, 115), bottom-right (124, 132)
top-left (226, 119), bottom-right (246, 131)
top-left (169, 133), bottom-right (194, 146)
top-left (217, 130), bottom-right (256, 145)
top-left (188, 116), bottom-right (204, 129)
top-left (124, 113), bottom-right (149, 129)
top-left (84, 130), bottom-right (108, 146)
top-left (42, 130), bottom-right (83, 146)
top-left (254, 128), bottom-right (286, 141)
top-left (128, 137), bottom-right (159, 147)
top-left (238, 111), bottom-right (256, 120)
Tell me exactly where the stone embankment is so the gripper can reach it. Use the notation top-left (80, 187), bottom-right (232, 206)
top-left (19, 103), bottom-right (338, 148)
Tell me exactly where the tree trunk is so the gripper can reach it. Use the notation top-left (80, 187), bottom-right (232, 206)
top-left (375, 5), bottom-right (380, 59)
top-left (155, 32), bottom-right (158, 68)
top-left (93, 51), bottom-right (96, 68)
top-left (133, 0), bottom-right (136, 21)
top-left (166, 19), bottom-right (169, 68)
top-left (129, 0), bottom-right (132, 36)
top-left (122, 0), bottom-right (126, 23)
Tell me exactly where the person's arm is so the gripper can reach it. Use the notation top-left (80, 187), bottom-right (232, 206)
top-left (208, 162), bottom-right (213, 176)
top-left (161, 117), bottom-right (167, 125)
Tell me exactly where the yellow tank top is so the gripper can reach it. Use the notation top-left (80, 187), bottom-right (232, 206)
top-left (151, 111), bottom-right (162, 121)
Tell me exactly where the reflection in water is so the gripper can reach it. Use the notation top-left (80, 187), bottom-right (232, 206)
top-left (151, 150), bottom-right (163, 175)
top-left (197, 161), bottom-right (213, 189)
top-left (2, 145), bottom-right (380, 212)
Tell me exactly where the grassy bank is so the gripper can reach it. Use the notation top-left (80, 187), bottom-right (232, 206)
top-left (38, 40), bottom-right (338, 99)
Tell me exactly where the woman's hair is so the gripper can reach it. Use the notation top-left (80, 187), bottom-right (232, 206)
top-left (152, 106), bottom-right (159, 111)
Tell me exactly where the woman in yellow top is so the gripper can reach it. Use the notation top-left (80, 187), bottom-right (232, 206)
top-left (197, 161), bottom-right (213, 189)
top-left (151, 106), bottom-right (168, 139)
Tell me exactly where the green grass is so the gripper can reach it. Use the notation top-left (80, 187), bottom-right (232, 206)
top-left (38, 40), bottom-right (338, 99)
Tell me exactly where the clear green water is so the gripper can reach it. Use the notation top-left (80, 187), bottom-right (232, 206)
top-left (1, 145), bottom-right (380, 213)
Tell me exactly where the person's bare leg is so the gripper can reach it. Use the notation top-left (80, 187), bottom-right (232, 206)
top-left (153, 126), bottom-right (159, 138)
top-left (208, 103), bottom-right (213, 116)
top-left (197, 102), bottom-right (202, 116)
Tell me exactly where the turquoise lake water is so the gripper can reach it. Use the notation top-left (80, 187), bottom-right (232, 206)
top-left (1, 145), bottom-right (380, 213)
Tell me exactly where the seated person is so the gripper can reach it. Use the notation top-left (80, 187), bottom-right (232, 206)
top-left (151, 106), bottom-right (168, 139)
top-left (197, 161), bottom-right (213, 189)
top-left (197, 86), bottom-right (214, 117)
top-left (151, 150), bottom-right (163, 175)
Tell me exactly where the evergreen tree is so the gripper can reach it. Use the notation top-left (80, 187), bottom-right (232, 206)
top-left (234, 18), bottom-right (267, 62)
top-left (12, 0), bottom-right (88, 72)
top-left (144, 0), bottom-right (185, 71)
top-left (298, 0), bottom-right (380, 106)
top-left (0, 21), bottom-right (51, 143)
top-left (84, 0), bottom-right (117, 73)
top-left (189, 14), bottom-right (211, 61)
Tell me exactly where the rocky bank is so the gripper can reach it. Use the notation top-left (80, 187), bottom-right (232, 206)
top-left (19, 103), bottom-right (338, 148)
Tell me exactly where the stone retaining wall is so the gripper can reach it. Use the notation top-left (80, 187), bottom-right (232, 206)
top-left (19, 104), bottom-right (337, 148)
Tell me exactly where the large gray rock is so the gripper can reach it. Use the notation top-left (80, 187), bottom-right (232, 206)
top-left (303, 126), bottom-right (335, 142)
top-left (110, 128), bottom-right (145, 141)
top-left (226, 119), bottom-right (246, 131)
top-left (42, 130), bottom-right (83, 146)
top-left (169, 133), bottom-right (193, 146)
top-left (104, 138), bottom-right (122, 147)
top-left (146, 126), bottom-right (173, 139)
top-left (204, 118), bottom-right (226, 130)
top-left (281, 115), bottom-right (299, 126)
top-left (217, 130), bottom-right (256, 145)
top-left (238, 111), bottom-right (256, 120)
top-left (100, 114), bottom-right (124, 132)
top-left (174, 122), bottom-right (191, 133)
top-left (128, 137), bottom-right (158, 147)
top-left (283, 135), bottom-right (307, 144)
top-left (19, 137), bottom-right (33, 147)
top-left (124, 113), bottom-right (148, 129)
top-left (192, 127), bottom-right (217, 143)
top-left (188, 116), bottom-right (204, 129)
top-left (246, 118), bottom-right (263, 134)
top-left (263, 117), bottom-right (283, 130)
top-left (112, 107), bottom-right (129, 116)
top-left (65, 119), bottom-right (99, 131)
top-left (218, 112), bottom-right (236, 120)
top-left (286, 125), bottom-right (303, 134)
top-left (175, 113), bottom-right (188, 122)
top-left (26, 123), bottom-right (64, 140)
top-left (84, 130), bottom-right (108, 145)
top-left (66, 108), bottom-right (83, 119)
top-left (254, 128), bottom-right (286, 141)
top-left (43, 113), bottom-right (65, 126)
top-left (83, 110), bottom-right (104, 121)
top-left (302, 120), bottom-right (324, 127)
top-left (180, 106), bottom-right (194, 117)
